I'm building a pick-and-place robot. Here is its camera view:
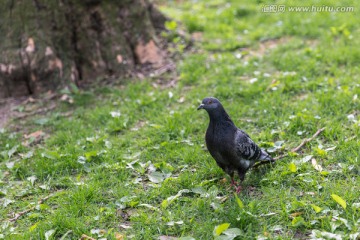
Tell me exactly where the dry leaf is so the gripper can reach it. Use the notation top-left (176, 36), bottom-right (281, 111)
top-left (116, 54), bottom-right (123, 63)
top-left (178, 96), bottom-right (185, 103)
top-left (25, 38), bottom-right (35, 53)
top-left (311, 158), bottom-right (323, 172)
top-left (290, 212), bottom-right (303, 218)
top-left (45, 46), bottom-right (54, 56)
top-left (191, 32), bottom-right (203, 41)
top-left (60, 94), bottom-right (73, 104)
top-left (24, 130), bottom-right (45, 139)
top-left (23, 130), bottom-right (45, 146)
top-left (115, 232), bottom-right (124, 240)
top-left (80, 234), bottom-right (96, 240)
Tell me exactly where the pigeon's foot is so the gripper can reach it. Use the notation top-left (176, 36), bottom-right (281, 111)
top-left (235, 185), bottom-right (242, 193)
top-left (230, 178), bottom-right (242, 193)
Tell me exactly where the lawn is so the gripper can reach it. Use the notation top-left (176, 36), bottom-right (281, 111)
top-left (1, 0), bottom-right (360, 239)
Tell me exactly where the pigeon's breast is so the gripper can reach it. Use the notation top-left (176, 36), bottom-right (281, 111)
top-left (205, 121), bottom-right (237, 165)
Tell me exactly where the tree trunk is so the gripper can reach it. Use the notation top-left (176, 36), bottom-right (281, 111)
top-left (0, 0), bottom-right (167, 98)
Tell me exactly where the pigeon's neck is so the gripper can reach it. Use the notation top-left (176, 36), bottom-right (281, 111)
top-left (208, 107), bottom-right (235, 125)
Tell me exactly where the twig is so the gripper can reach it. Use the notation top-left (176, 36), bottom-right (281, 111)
top-left (290, 127), bottom-right (325, 153)
top-left (253, 127), bottom-right (326, 168)
top-left (8, 190), bottom-right (62, 222)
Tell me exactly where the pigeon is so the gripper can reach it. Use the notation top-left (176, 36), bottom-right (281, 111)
top-left (197, 97), bottom-right (273, 192)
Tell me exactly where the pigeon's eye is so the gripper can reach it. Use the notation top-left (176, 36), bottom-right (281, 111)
top-left (208, 100), bottom-right (213, 104)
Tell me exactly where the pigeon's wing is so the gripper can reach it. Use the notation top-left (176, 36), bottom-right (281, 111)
top-left (234, 130), bottom-right (272, 162)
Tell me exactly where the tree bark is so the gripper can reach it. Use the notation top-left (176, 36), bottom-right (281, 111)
top-left (0, 0), bottom-right (167, 98)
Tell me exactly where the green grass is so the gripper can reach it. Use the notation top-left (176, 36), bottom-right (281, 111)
top-left (1, 0), bottom-right (360, 239)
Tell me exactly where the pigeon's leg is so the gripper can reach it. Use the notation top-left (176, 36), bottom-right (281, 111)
top-left (235, 185), bottom-right (242, 194)
top-left (230, 176), bottom-right (242, 193)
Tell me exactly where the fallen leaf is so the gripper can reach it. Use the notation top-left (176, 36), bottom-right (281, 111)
top-left (60, 94), bottom-right (73, 104)
top-left (25, 37), bottom-right (35, 53)
top-left (116, 55), bottom-right (123, 63)
top-left (45, 229), bottom-right (55, 240)
top-left (7, 145), bottom-right (19, 158)
top-left (3, 198), bottom-right (14, 207)
top-left (148, 171), bottom-right (165, 183)
top-left (331, 194), bottom-right (346, 209)
top-left (311, 158), bottom-right (323, 172)
top-left (161, 189), bottom-right (190, 208)
top-left (291, 216), bottom-right (306, 227)
top-left (80, 234), bottom-right (96, 240)
top-left (214, 223), bottom-right (230, 236)
top-left (115, 232), bottom-right (124, 240)
top-left (290, 212), bottom-right (303, 218)
top-left (289, 162), bottom-right (297, 173)
top-left (311, 204), bottom-right (322, 213)
top-left (24, 130), bottom-right (44, 139)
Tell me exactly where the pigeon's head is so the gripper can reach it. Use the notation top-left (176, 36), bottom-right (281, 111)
top-left (197, 97), bottom-right (222, 111)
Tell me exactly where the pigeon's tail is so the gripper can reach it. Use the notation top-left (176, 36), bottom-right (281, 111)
top-left (259, 149), bottom-right (274, 162)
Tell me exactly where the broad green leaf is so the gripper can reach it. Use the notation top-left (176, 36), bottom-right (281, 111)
top-left (234, 194), bottom-right (244, 209)
top-left (161, 189), bottom-right (190, 209)
top-left (320, 171), bottom-right (329, 176)
top-left (223, 228), bottom-right (242, 237)
top-left (291, 216), bottom-right (306, 227)
top-left (85, 150), bottom-right (98, 160)
top-left (214, 223), bottom-right (230, 236)
top-left (7, 145), bottom-right (19, 158)
top-left (21, 150), bottom-right (34, 159)
top-left (178, 237), bottom-right (196, 240)
top-left (331, 194), bottom-right (346, 209)
top-left (289, 162), bottom-right (297, 173)
top-left (148, 171), bottom-right (165, 183)
top-left (29, 222), bottom-right (40, 232)
top-left (311, 204), bottom-right (322, 213)
top-left (214, 235), bottom-right (236, 240)
top-left (41, 151), bottom-right (60, 160)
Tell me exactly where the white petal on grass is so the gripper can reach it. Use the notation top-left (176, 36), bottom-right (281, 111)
top-left (5, 161), bottom-right (14, 169)
top-left (249, 78), bottom-right (258, 84)
top-left (110, 111), bottom-right (121, 117)
top-left (3, 198), bottom-right (14, 207)
top-left (347, 114), bottom-right (356, 122)
top-left (27, 176), bottom-right (37, 185)
top-left (45, 229), bottom-right (55, 240)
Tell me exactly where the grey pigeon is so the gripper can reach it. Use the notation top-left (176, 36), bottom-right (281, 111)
top-left (198, 97), bottom-right (273, 191)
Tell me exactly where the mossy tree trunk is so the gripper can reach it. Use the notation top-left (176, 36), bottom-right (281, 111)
top-left (0, 0), bottom-right (167, 98)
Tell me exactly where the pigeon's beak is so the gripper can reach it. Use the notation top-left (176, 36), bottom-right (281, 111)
top-left (197, 104), bottom-right (204, 110)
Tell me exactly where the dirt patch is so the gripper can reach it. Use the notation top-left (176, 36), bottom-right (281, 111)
top-left (244, 37), bottom-right (292, 60)
top-left (0, 98), bottom-right (25, 129)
